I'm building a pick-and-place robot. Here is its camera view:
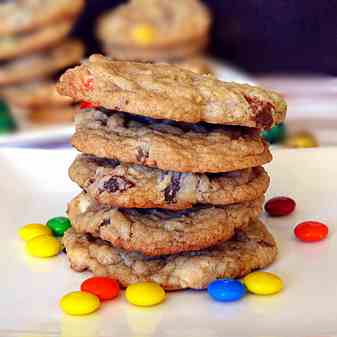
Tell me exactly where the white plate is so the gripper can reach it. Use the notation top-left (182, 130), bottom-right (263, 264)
top-left (1, 147), bottom-right (337, 337)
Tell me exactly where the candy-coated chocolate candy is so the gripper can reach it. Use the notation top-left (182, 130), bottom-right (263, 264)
top-left (19, 223), bottom-right (52, 241)
top-left (244, 272), bottom-right (283, 295)
top-left (26, 235), bottom-right (61, 257)
top-left (81, 277), bottom-right (120, 301)
top-left (60, 291), bottom-right (100, 316)
top-left (80, 101), bottom-right (95, 109)
top-left (294, 221), bottom-right (328, 242)
top-left (261, 123), bottom-right (286, 144)
top-left (47, 216), bottom-right (71, 237)
top-left (132, 24), bottom-right (156, 45)
top-left (265, 196), bottom-right (296, 217)
top-left (285, 131), bottom-right (318, 148)
top-left (208, 279), bottom-right (246, 302)
top-left (0, 100), bottom-right (17, 134)
top-left (125, 282), bottom-right (166, 307)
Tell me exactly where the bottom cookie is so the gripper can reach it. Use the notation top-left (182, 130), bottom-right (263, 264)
top-left (63, 219), bottom-right (277, 290)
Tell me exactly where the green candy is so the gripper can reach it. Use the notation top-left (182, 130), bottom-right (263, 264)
top-left (261, 123), bottom-right (286, 144)
top-left (47, 216), bottom-right (71, 237)
top-left (0, 100), bottom-right (16, 134)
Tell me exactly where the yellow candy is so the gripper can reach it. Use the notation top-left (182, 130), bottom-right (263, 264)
top-left (244, 271), bottom-right (283, 295)
top-left (19, 223), bottom-right (52, 241)
top-left (60, 291), bottom-right (100, 316)
top-left (26, 235), bottom-right (61, 258)
top-left (125, 282), bottom-right (166, 307)
top-left (131, 24), bottom-right (156, 45)
top-left (285, 131), bottom-right (318, 148)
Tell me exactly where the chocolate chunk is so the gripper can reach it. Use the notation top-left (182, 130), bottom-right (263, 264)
top-left (124, 206), bottom-right (200, 220)
top-left (100, 219), bottom-right (111, 226)
top-left (257, 239), bottom-right (274, 247)
top-left (86, 155), bottom-right (119, 168)
top-left (234, 229), bottom-right (250, 242)
top-left (103, 176), bottom-right (135, 193)
top-left (255, 109), bottom-right (274, 129)
top-left (244, 95), bottom-right (275, 129)
top-left (136, 147), bottom-right (149, 163)
top-left (164, 173), bottom-right (182, 203)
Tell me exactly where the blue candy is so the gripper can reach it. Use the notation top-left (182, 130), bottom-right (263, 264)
top-left (208, 279), bottom-right (246, 302)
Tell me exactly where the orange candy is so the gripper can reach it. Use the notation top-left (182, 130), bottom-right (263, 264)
top-left (294, 221), bottom-right (328, 242)
top-left (81, 277), bottom-right (120, 301)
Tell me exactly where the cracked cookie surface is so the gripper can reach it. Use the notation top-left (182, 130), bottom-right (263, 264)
top-left (57, 54), bottom-right (286, 128)
top-left (67, 192), bottom-right (263, 256)
top-left (69, 154), bottom-right (269, 209)
top-left (71, 109), bottom-right (272, 173)
top-left (63, 218), bottom-right (277, 290)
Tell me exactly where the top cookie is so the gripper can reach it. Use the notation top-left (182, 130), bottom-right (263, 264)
top-left (57, 55), bottom-right (287, 129)
top-left (97, 0), bottom-right (210, 48)
top-left (0, 0), bottom-right (84, 36)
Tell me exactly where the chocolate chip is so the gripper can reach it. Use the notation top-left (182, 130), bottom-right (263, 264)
top-left (101, 219), bottom-right (111, 226)
top-left (98, 107), bottom-right (114, 116)
top-left (136, 147), bottom-right (149, 163)
top-left (125, 207), bottom-right (194, 220)
top-left (164, 173), bottom-right (182, 203)
top-left (86, 156), bottom-right (119, 168)
top-left (62, 248), bottom-right (67, 254)
top-left (255, 108), bottom-right (274, 129)
top-left (234, 230), bottom-right (250, 242)
top-left (103, 176), bottom-right (135, 193)
top-left (257, 239), bottom-right (274, 247)
top-left (244, 95), bottom-right (275, 129)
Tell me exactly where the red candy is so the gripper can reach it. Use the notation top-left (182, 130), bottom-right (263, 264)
top-left (80, 101), bottom-right (95, 109)
top-left (294, 221), bottom-right (329, 242)
top-left (81, 277), bottom-right (120, 301)
top-left (265, 196), bottom-right (296, 216)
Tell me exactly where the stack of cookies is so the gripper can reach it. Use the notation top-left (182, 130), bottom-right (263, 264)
top-left (96, 0), bottom-right (213, 74)
top-left (0, 0), bottom-right (84, 126)
top-left (58, 55), bottom-right (287, 290)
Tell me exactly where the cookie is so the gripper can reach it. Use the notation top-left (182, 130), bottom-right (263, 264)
top-left (0, 40), bottom-right (84, 86)
top-left (71, 108), bottom-right (272, 173)
top-left (97, 0), bottom-right (210, 61)
top-left (0, 19), bottom-right (74, 61)
top-left (175, 56), bottom-right (213, 75)
top-left (63, 218), bottom-right (277, 290)
top-left (69, 154), bottom-right (269, 209)
top-left (28, 105), bottom-right (75, 125)
top-left (2, 81), bottom-right (73, 108)
top-left (103, 35), bottom-right (208, 62)
top-left (67, 192), bottom-right (263, 256)
top-left (57, 55), bottom-right (287, 128)
top-left (0, 0), bottom-right (84, 36)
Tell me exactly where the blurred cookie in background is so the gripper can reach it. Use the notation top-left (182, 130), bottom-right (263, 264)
top-left (0, 40), bottom-right (84, 86)
top-left (0, 19), bottom-right (76, 61)
top-left (97, 0), bottom-right (212, 74)
top-left (1, 81), bottom-right (74, 109)
top-left (28, 105), bottom-right (77, 126)
top-left (0, 0), bottom-right (85, 130)
top-left (0, 0), bottom-right (84, 36)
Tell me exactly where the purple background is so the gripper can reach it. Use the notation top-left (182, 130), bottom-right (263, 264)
top-left (72, 0), bottom-right (337, 75)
